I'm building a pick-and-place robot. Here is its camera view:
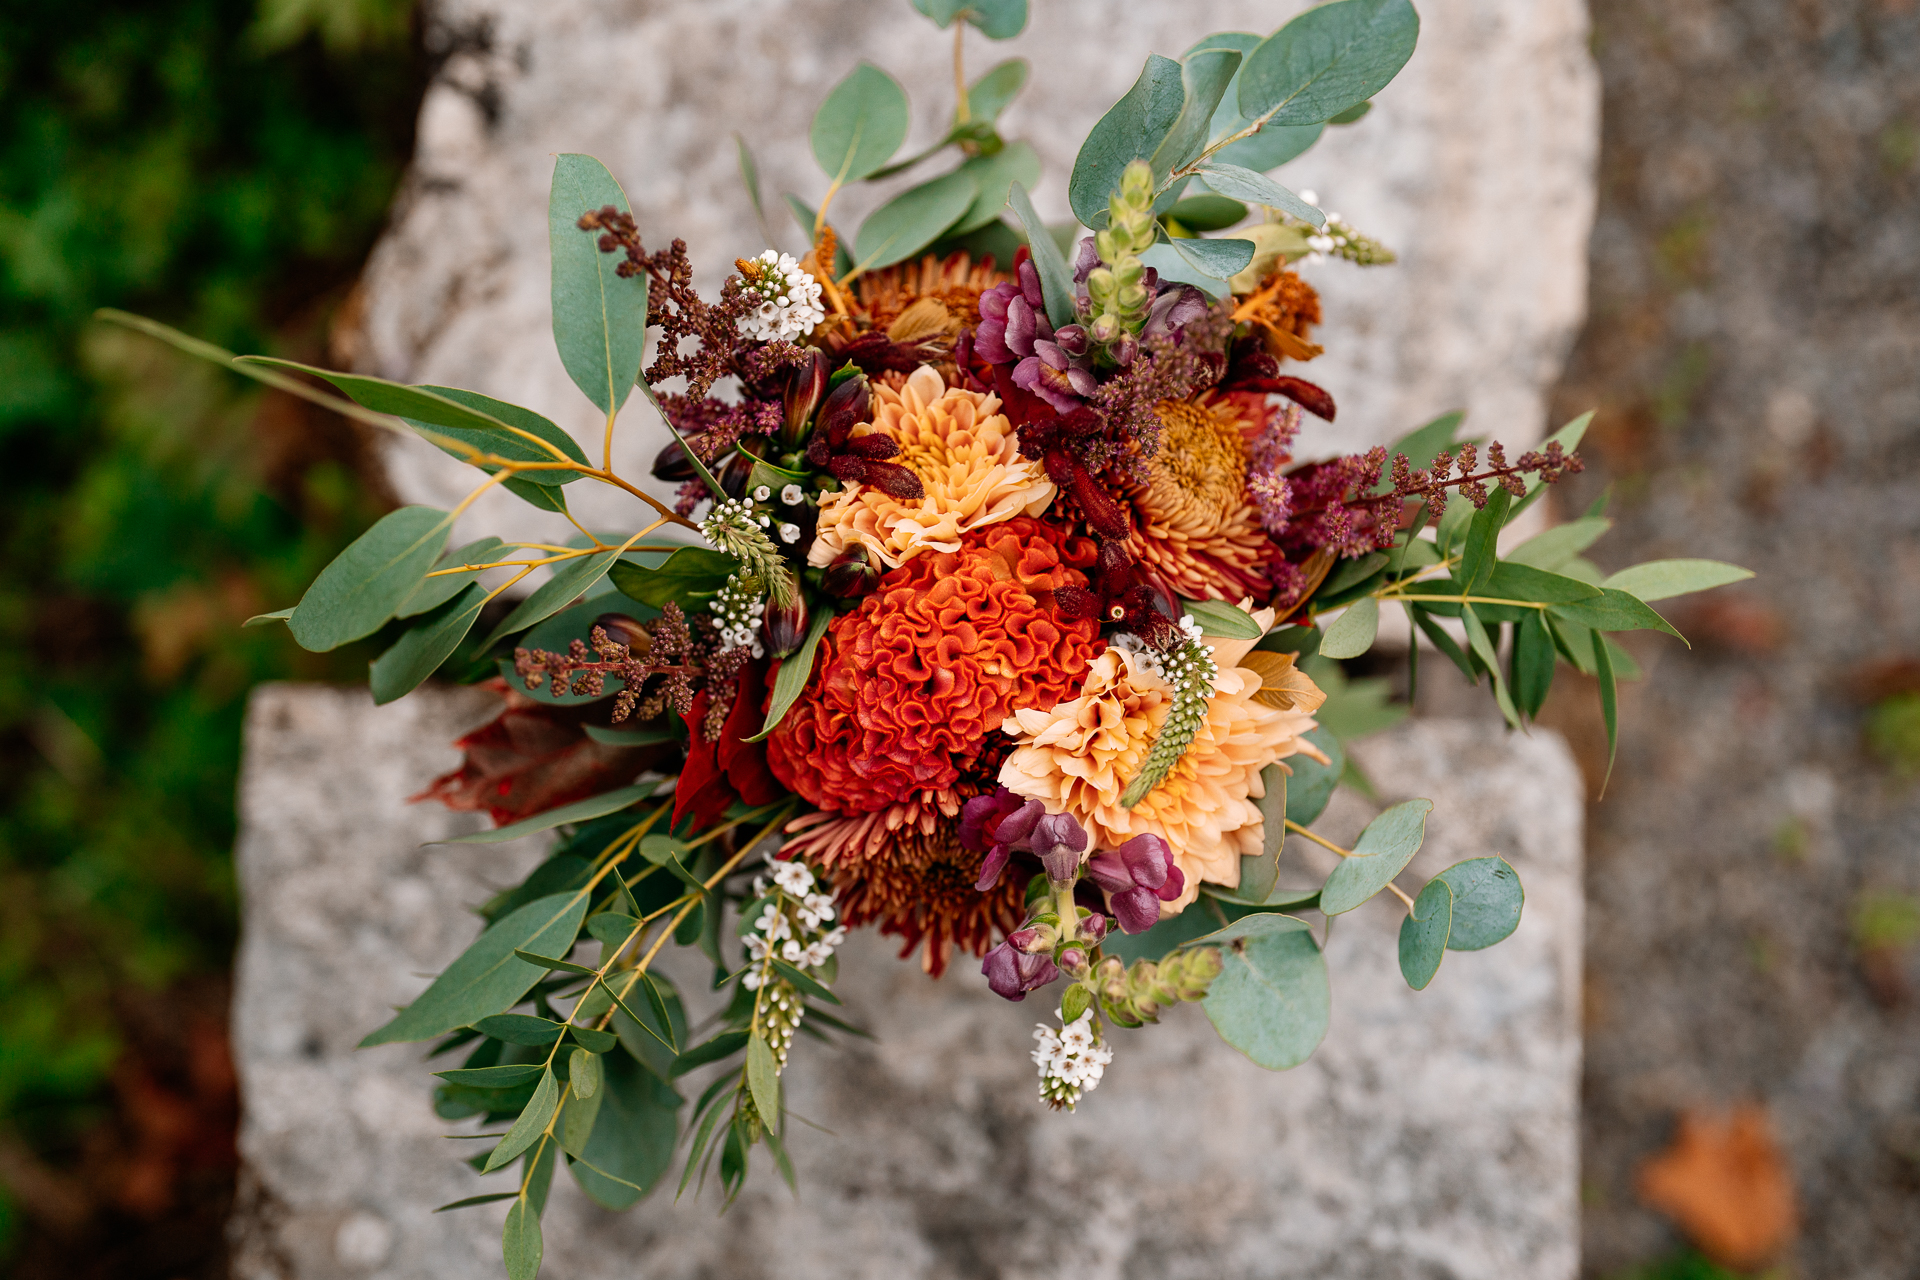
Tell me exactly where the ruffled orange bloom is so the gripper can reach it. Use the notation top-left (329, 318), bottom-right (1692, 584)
top-left (782, 793), bottom-right (1021, 976)
top-left (1124, 391), bottom-right (1279, 603)
top-left (810, 365), bottom-right (1054, 570)
top-left (767, 516), bottom-right (1103, 815)
top-left (997, 604), bottom-right (1326, 914)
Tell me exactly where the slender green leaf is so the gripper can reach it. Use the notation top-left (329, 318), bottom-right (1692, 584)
top-left (1461, 605), bottom-right (1520, 727)
top-left (1150, 49), bottom-right (1243, 185)
top-left (549, 154), bottom-right (646, 416)
top-left (1511, 609), bottom-right (1555, 719)
top-left (475, 1014), bottom-right (565, 1047)
top-left (1319, 594), bottom-right (1380, 659)
top-left (434, 1063), bottom-right (547, 1087)
top-left (853, 168), bottom-right (979, 270)
top-left (1398, 877), bottom-right (1452, 990)
top-left (1434, 856), bottom-right (1524, 950)
top-left (425, 385), bottom-right (591, 487)
top-left (502, 1195), bottom-right (542, 1280)
top-left (1196, 163), bottom-right (1323, 226)
top-left (1549, 588), bottom-right (1685, 641)
top-left (1197, 914), bottom-right (1330, 1070)
top-left (1238, 0), bottom-right (1420, 126)
top-left (1458, 487), bottom-right (1512, 591)
top-left (582, 724), bottom-right (676, 747)
top-left (1165, 194), bottom-right (1248, 231)
top-left (734, 133), bottom-right (775, 248)
top-left (1482, 560), bottom-right (1602, 605)
top-left (433, 1192), bottom-right (520, 1213)
top-left (1603, 558), bottom-right (1754, 602)
top-left (1005, 181), bottom-right (1076, 328)
top-left (1505, 517), bottom-right (1611, 571)
top-left (484, 1069), bottom-right (560, 1172)
top-left (1592, 628), bottom-right (1618, 787)
top-left (560, 1076), bottom-right (603, 1158)
top-left (512, 949), bottom-right (594, 976)
top-left (746, 1033), bottom-right (780, 1123)
top-left (769, 958), bottom-right (841, 1006)
top-left (811, 63), bottom-right (910, 182)
top-left (369, 583), bottom-right (487, 705)
top-left (289, 505), bottom-right (452, 651)
top-left (243, 607), bottom-right (294, 628)
top-left (361, 892), bottom-right (592, 1046)
top-left (1320, 798), bottom-right (1431, 914)
top-left (437, 781), bottom-right (659, 846)
top-left (569, 1025), bottom-right (618, 1054)
top-left (745, 607), bottom-right (833, 742)
top-left (608, 545), bottom-right (735, 611)
top-left (1183, 31), bottom-right (1325, 172)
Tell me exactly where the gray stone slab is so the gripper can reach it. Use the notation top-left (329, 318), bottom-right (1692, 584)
top-left (229, 685), bottom-right (1582, 1279)
top-left (352, 0), bottom-right (1598, 550)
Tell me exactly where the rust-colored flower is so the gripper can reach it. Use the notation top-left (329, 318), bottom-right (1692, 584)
top-left (799, 813), bottom-right (1026, 976)
top-left (1122, 391), bottom-right (1278, 603)
top-left (997, 605), bottom-right (1326, 914)
top-left (814, 251), bottom-right (1010, 376)
top-left (810, 365), bottom-right (1055, 571)
top-left (1230, 265), bottom-right (1323, 362)
top-left (767, 516), bottom-right (1103, 815)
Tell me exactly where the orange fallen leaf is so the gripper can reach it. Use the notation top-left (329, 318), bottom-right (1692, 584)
top-left (1636, 1104), bottom-right (1798, 1269)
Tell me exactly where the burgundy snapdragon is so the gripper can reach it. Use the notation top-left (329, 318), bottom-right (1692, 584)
top-left (976, 259), bottom-right (1095, 412)
top-left (1085, 833), bottom-right (1186, 934)
top-left (982, 939), bottom-right (1060, 1001)
top-left (960, 789), bottom-right (1090, 889)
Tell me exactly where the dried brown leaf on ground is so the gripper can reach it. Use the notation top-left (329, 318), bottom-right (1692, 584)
top-left (1636, 1104), bottom-right (1798, 1270)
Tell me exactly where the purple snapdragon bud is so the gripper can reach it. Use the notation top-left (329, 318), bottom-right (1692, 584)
top-left (1086, 833), bottom-right (1186, 934)
top-left (964, 790), bottom-right (1047, 890)
top-left (983, 939), bottom-right (1061, 1001)
top-left (1053, 324), bottom-right (1091, 358)
top-left (1142, 283), bottom-right (1209, 339)
top-left (1072, 235), bottom-right (1101, 286)
top-left (1030, 811), bottom-right (1089, 883)
top-left (1078, 911), bottom-right (1108, 944)
top-left (1008, 923), bottom-right (1056, 954)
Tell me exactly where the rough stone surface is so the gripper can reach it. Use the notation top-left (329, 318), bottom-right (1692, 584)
top-left (352, 0), bottom-right (1598, 548)
top-left (230, 685), bottom-right (1582, 1279)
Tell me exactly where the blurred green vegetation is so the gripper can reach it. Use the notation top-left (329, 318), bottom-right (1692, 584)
top-left (0, 0), bottom-right (420, 1257)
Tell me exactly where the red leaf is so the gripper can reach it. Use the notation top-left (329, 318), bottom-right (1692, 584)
top-left (1636, 1104), bottom-right (1798, 1269)
top-left (1229, 375), bottom-right (1336, 422)
top-left (673, 660), bottom-right (782, 830)
top-left (412, 679), bottom-right (652, 825)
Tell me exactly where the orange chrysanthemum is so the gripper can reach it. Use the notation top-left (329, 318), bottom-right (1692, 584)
top-left (1124, 391), bottom-right (1279, 603)
top-left (811, 251), bottom-right (1011, 378)
top-left (998, 605), bottom-right (1327, 914)
top-left (810, 365), bottom-right (1054, 570)
top-left (1232, 266), bottom-right (1323, 362)
top-left (782, 797), bottom-right (1022, 976)
top-left (767, 516), bottom-right (1103, 815)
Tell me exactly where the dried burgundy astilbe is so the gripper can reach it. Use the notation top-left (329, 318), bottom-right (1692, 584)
top-left (1085, 304), bottom-right (1234, 479)
top-left (512, 603), bottom-right (699, 724)
top-left (1388, 439), bottom-right (1584, 508)
top-left (1263, 448), bottom-right (1395, 560)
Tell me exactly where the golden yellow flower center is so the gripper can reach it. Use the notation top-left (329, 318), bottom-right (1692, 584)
top-left (1146, 398), bottom-right (1251, 520)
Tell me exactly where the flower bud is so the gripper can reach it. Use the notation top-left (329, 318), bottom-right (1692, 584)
top-left (782, 347), bottom-right (829, 447)
top-left (982, 939), bottom-right (1060, 1002)
top-left (821, 544), bottom-right (880, 600)
top-left (1009, 923), bottom-right (1057, 954)
top-left (1053, 324), bottom-right (1090, 357)
top-left (817, 372), bottom-right (871, 446)
top-left (652, 437), bottom-right (700, 481)
top-left (718, 451), bottom-right (754, 498)
top-left (1057, 946), bottom-right (1088, 975)
top-left (1110, 331), bottom-right (1139, 367)
top-left (1170, 946), bottom-right (1224, 1001)
top-left (762, 594), bottom-right (809, 659)
top-left (1032, 811), bottom-right (1089, 883)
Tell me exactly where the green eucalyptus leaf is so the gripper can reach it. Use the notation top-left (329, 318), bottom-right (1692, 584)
top-left (1196, 162), bottom-right (1324, 226)
top-left (1329, 99), bottom-right (1374, 124)
top-left (478, 541), bottom-right (635, 649)
top-left (569, 1024), bottom-right (619, 1054)
top-left (1183, 31), bottom-right (1325, 172)
top-left (608, 545), bottom-right (736, 611)
top-left (1481, 560), bottom-right (1602, 605)
top-left (434, 1063), bottom-right (547, 1087)
top-left (1397, 877), bottom-right (1452, 990)
top-left (1238, 763), bottom-right (1289, 903)
top-left (436, 781), bottom-right (660, 846)
top-left (484, 1069), bottom-right (560, 1172)
top-left (1318, 594), bottom-right (1380, 660)
top-left (669, 1030), bottom-right (749, 1078)
top-left (746, 1032), bottom-right (780, 1123)
top-left (423, 385), bottom-right (592, 487)
top-left (734, 133), bottom-right (775, 248)
top-left (769, 959), bottom-right (841, 1006)
top-left (1593, 628), bottom-right (1619, 784)
top-left (361, 891), bottom-right (592, 1046)
top-left (568, 1051), bottom-right (681, 1210)
top-left (1151, 48), bottom-right (1243, 185)
top-left (369, 583), bottom-right (488, 705)
top-left (243, 607), bottom-right (294, 628)
top-left (1164, 194), bottom-right (1248, 231)
top-left (1005, 181), bottom-right (1077, 328)
top-left (289, 505), bottom-right (452, 652)
top-left (433, 1192), bottom-right (521, 1213)
top-left (1511, 609), bottom-right (1556, 719)
top-left (1238, 0), bottom-right (1420, 127)
top-left (912, 0), bottom-right (1028, 38)
top-left (1320, 798), bottom-right (1431, 915)
top-left (965, 58), bottom-right (1029, 123)
top-left (1181, 597), bottom-right (1263, 640)
top-left (1166, 234), bottom-right (1256, 280)
top-left (549, 154), bottom-right (646, 416)
top-left (399, 537), bottom-right (507, 617)
top-left (1069, 54), bottom-right (1188, 228)
top-left (1197, 914), bottom-right (1331, 1070)
top-left (501, 1195), bottom-right (543, 1280)
top-left (949, 142), bottom-right (1041, 236)
top-left (560, 1073), bottom-right (603, 1158)
top-left (1434, 856), bottom-right (1524, 950)
top-left (1458, 486), bottom-right (1512, 591)
top-left (1602, 558), bottom-right (1754, 602)
top-left (476, 1014), bottom-right (565, 1047)
top-left (1549, 588), bottom-right (1685, 641)
top-left (1461, 604), bottom-right (1521, 727)
top-left (812, 63), bottom-right (910, 182)
top-left (1283, 725), bottom-right (1344, 827)
top-left (568, 1047), bottom-right (602, 1100)
top-left (853, 168), bottom-right (980, 270)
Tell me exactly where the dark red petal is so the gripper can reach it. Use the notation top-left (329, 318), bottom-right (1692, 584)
top-left (845, 433), bottom-right (902, 460)
top-left (1231, 376), bottom-right (1337, 422)
top-left (862, 461), bottom-right (927, 500)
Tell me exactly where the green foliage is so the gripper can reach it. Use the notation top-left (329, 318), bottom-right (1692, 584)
top-left (810, 64), bottom-right (910, 184)
top-left (1005, 181), bottom-right (1076, 328)
top-left (1197, 914), bottom-right (1331, 1070)
top-left (0, 0), bottom-right (417, 1241)
top-left (1320, 798), bottom-right (1431, 915)
top-left (852, 168), bottom-right (980, 270)
top-left (1433, 857), bottom-right (1524, 950)
top-left (1284, 725), bottom-right (1345, 827)
top-left (1397, 878), bottom-right (1452, 989)
top-left (911, 0), bottom-right (1028, 40)
top-left (548, 154), bottom-right (647, 416)
top-left (1236, 0), bottom-right (1421, 127)
top-left (1867, 693), bottom-right (1920, 776)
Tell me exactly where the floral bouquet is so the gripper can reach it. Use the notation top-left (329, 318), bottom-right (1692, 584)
top-left (106, 0), bottom-right (1751, 1274)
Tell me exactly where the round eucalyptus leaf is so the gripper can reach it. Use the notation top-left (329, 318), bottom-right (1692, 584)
top-left (1435, 857), bottom-right (1524, 950)
top-left (1198, 914), bottom-right (1330, 1070)
top-left (1320, 798), bottom-right (1432, 915)
top-left (1283, 725), bottom-right (1344, 827)
top-left (1397, 878), bottom-right (1452, 990)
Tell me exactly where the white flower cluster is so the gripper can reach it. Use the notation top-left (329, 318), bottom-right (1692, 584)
top-left (1032, 1009), bottom-right (1114, 1110)
top-left (1293, 191), bottom-right (1391, 266)
top-left (737, 250), bottom-right (825, 341)
top-left (743, 856), bottom-right (845, 984)
top-left (749, 484), bottom-right (806, 545)
top-left (1109, 620), bottom-right (1216, 692)
top-left (709, 572), bottom-right (766, 657)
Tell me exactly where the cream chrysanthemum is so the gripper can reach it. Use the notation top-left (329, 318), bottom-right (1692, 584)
top-left (808, 365), bottom-right (1054, 570)
top-left (997, 603), bottom-right (1327, 914)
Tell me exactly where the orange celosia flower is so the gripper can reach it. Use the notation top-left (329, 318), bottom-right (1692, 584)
top-left (997, 604), bottom-right (1326, 913)
top-left (1123, 391), bottom-right (1278, 603)
top-left (767, 516), bottom-right (1103, 815)
top-left (810, 365), bottom-right (1055, 571)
